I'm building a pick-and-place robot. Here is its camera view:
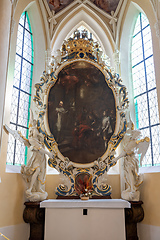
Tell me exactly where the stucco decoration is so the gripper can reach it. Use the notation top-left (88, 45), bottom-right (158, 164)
top-left (109, 11), bottom-right (117, 40)
top-left (113, 116), bottom-right (150, 201)
top-left (4, 110), bottom-right (54, 202)
top-left (33, 29), bottom-right (129, 197)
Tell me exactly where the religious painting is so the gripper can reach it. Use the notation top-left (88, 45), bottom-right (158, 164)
top-left (48, 61), bottom-right (116, 164)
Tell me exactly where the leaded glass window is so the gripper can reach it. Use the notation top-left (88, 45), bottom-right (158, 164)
top-left (7, 11), bottom-right (34, 166)
top-left (131, 13), bottom-right (160, 167)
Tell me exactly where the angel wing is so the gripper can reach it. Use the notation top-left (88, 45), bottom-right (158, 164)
top-left (137, 137), bottom-right (150, 166)
top-left (3, 124), bottom-right (31, 148)
top-left (29, 109), bottom-right (35, 127)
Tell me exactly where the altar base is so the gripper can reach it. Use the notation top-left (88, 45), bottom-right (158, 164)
top-left (40, 199), bottom-right (130, 240)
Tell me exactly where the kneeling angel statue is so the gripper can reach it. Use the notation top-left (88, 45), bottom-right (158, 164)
top-left (4, 110), bottom-right (54, 202)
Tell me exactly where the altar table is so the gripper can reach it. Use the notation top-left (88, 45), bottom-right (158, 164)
top-left (40, 199), bottom-right (131, 240)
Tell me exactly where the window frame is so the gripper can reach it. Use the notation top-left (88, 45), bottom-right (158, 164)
top-left (6, 11), bottom-right (34, 167)
top-left (131, 12), bottom-right (160, 168)
top-left (2, 2), bottom-right (46, 174)
top-left (119, 2), bottom-right (160, 174)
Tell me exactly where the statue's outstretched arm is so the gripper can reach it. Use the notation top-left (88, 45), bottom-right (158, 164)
top-left (3, 124), bottom-right (30, 148)
top-left (112, 150), bottom-right (126, 163)
top-left (38, 147), bottom-right (54, 158)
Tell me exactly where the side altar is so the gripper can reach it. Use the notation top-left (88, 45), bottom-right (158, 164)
top-left (4, 29), bottom-right (149, 240)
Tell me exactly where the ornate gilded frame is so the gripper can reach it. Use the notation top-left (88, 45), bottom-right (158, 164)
top-left (34, 32), bottom-right (129, 197)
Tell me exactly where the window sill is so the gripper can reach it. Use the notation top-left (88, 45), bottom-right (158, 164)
top-left (6, 164), bottom-right (60, 175)
top-left (7, 164), bottom-right (160, 175)
top-left (139, 166), bottom-right (160, 174)
top-left (6, 163), bottom-right (120, 175)
top-left (6, 165), bottom-right (21, 173)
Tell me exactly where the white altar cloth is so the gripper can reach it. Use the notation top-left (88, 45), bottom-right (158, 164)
top-left (40, 199), bottom-right (131, 240)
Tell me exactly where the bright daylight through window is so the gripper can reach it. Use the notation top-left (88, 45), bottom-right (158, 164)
top-left (7, 11), bottom-right (34, 166)
top-left (131, 12), bottom-right (160, 167)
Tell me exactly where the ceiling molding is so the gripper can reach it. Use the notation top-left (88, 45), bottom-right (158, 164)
top-left (39, 0), bottom-right (51, 48)
top-left (115, 0), bottom-right (127, 47)
top-left (52, 3), bottom-right (114, 44)
top-left (39, 0), bottom-right (127, 52)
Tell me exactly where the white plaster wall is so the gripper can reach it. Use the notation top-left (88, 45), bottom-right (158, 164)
top-left (0, 0), bottom-right (12, 151)
top-left (138, 223), bottom-right (160, 240)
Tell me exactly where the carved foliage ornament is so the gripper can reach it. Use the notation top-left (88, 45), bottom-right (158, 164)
top-left (34, 31), bottom-right (129, 197)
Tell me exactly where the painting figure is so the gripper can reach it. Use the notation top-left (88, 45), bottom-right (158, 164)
top-left (101, 110), bottom-right (113, 149)
top-left (72, 109), bottom-right (96, 150)
top-left (56, 101), bottom-right (68, 142)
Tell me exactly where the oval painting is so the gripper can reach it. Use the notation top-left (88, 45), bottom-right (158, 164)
top-left (48, 61), bottom-right (116, 164)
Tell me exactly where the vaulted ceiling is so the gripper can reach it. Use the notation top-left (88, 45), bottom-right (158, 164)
top-left (47, 0), bottom-right (120, 13)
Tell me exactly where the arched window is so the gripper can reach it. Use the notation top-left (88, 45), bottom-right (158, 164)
top-left (131, 12), bottom-right (160, 167)
top-left (7, 11), bottom-right (34, 166)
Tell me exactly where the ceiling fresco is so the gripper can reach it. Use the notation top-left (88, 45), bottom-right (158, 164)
top-left (91, 0), bottom-right (120, 13)
top-left (48, 0), bottom-right (74, 13)
top-left (47, 0), bottom-right (120, 14)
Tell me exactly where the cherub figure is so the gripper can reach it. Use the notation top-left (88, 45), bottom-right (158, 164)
top-left (4, 110), bottom-right (53, 202)
top-left (112, 116), bottom-right (150, 201)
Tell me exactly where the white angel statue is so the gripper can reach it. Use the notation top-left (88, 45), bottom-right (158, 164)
top-left (113, 116), bottom-right (150, 201)
top-left (4, 110), bottom-right (53, 202)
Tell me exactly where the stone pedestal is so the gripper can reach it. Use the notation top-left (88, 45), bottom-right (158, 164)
top-left (23, 202), bottom-right (45, 240)
top-left (125, 201), bottom-right (144, 240)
